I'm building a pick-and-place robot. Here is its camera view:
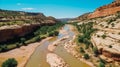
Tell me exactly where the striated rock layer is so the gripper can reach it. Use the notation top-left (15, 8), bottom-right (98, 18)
top-left (0, 22), bottom-right (56, 42)
top-left (0, 9), bottom-right (58, 42)
top-left (88, 1), bottom-right (120, 18)
top-left (102, 49), bottom-right (120, 61)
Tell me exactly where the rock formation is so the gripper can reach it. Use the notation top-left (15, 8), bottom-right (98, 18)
top-left (88, 1), bottom-right (120, 18)
top-left (46, 53), bottom-right (69, 67)
top-left (0, 9), bottom-right (58, 42)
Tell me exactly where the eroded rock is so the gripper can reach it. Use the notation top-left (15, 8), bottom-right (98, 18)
top-left (46, 53), bottom-right (69, 67)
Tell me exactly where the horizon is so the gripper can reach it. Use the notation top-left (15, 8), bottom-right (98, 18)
top-left (0, 0), bottom-right (113, 18)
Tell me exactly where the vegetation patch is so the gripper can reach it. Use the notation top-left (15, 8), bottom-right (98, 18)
top-left (0, 22), bottom-right (65, 52)
top-left (83, 53), bottom-right (90, 60)
top-left (2, 58), bottom-right (18, 67)
top-left (71, 22), bottom-right (97, 49)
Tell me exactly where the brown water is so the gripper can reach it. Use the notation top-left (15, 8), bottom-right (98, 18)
top-left (25, 24), bottom-right (90, 67)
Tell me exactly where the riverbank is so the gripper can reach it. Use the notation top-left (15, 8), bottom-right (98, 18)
top-left (68, 25), bottom-right (95, 67)
top-left (64, 35), bottom-right (95, 67)
top-left (47, 26), bottom-right (70, 67)
top-left (47, 24), bottom-right (94, 67)
top-left (0, 37), bottom-right (53, 67)
top-left (0, 24), bottom-right (94, 67)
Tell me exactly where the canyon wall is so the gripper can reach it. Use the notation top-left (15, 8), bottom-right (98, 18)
top-left (0, 22), bottom-right (56, 42)
top-left (88, 1), bottom-right (120, 18)
top-left (0, 9), bottom-right (58, 42)
top-left (0, 24), bottom-right (40, 42)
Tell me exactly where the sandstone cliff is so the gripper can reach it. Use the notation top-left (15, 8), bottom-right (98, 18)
top-left (0, 9), bottom-right (58, 42)
top-left (88, 1), bottom-right (120, 18)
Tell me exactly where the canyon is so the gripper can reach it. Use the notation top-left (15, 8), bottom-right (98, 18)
top-left (0, 0), bottom-right (120, 67)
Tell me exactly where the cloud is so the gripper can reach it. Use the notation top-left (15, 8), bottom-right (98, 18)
top-left (21, 8), bottom-right (34, 10)
top-left (17, 3), bottom-right (21, 6)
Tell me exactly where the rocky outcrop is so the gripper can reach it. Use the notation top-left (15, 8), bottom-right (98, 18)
top-left (102, 49), bottom-right (120, 61)
top-left (0, 24), bottom-right (39, 42)
top-left (46, 53), bottom-right (69, 67)
top-left (88, 1), bottom-right (120, 18)
top-left (0, 22), bottom-right (56, 43)
top-left (0, 9), bottom-right (58, 42)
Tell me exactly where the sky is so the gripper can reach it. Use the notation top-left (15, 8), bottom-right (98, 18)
top-left (0, 0), bottom-right (113, 18)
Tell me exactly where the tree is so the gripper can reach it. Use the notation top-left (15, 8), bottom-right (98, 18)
top-left (2, 58), bottom-right (18, 67)
top-left (20, 38), bottom-right (26, 45)
top-left (83, 53), bottom-right (90, 59)
top-left (80, 47), bottom-right (85, 53)
top-left (99, 61), bottom-right (105, 67)
top-left (111, 23), bottom-right (115, 27)
top-left (53, 31), bottom-right (59, 36)
top-left (109, 45), bottom-right (112, 48)
top-left (34, 36), bottom-right (41, 42)
top-left (101, 34), bottom-right (107, 39)
top-left (16, 43), bottom-right (20, 48)
top-left (1, 45), bottom-right (7, 52)
top-left (48, 31), bottom-right (59, 36)
top-left (116, 11), bottom-right (120, 18)
top-left (93, 47), bottom-right (99, 56)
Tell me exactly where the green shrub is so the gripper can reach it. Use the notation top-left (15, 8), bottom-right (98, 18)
top-left (99, 62), bottom-right (105, 67)
top-left (78, 35), bottom-right (84, 43)
top-left (99, 58), bottom-right (106, 67)
top-left (93, 47), bottom-right (99, 56)
top-left (34, 36), bottom-right (41, 42)
top-left (97, 35), bottom-right (100, 37)
top-left (53, 31), bottom-right (59, 36)
top-left (101, 34), bottom-right (106, 39)
top-left (16, 43), bottom-right (20, 48)
top-left (0, 47), bottom-right (2, 52)
top-left (1, 45), bottom-right (7, 52)
top-left (107, 18), bottom-right (116, 24)
top-left (111, 23), bottom-right (115, 27)
top-left (100, 58), bottom-right (106, 63)
top-left (20, 38), bottom-right (25, 41)
top-left (75, 22), bottom-right (97, 49)
top-left (80, 47), bottom-right (85, 53)
top-left (83, 53), bottom-right (90, 59)
top-left (0, 22), bottom-right (64, 52)
top-left (20, 38), bottom-right (26, 44)
top-left (2, 58), bottom-right (18, 67)
top-left (49, 31), bottom-right (59, 36)
top-left (116, 11), bottom-right (120, 18)
top-left (109, 45), bottom-right (112, 48)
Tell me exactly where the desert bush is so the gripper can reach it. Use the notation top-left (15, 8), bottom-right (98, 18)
top-left (101, 34), bottom-right (107, 39)
top-left (2, 58), bottom-right (18, 67)
top-left (83, 53), bottom-right (90, 59)
top-left (80, 47), bottom-right (85, 53)
top-left (93, 47), bottom-right (99, 56)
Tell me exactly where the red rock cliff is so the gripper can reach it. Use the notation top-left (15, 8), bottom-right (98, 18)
top-left (88, 1), bottom-right (120, 18)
